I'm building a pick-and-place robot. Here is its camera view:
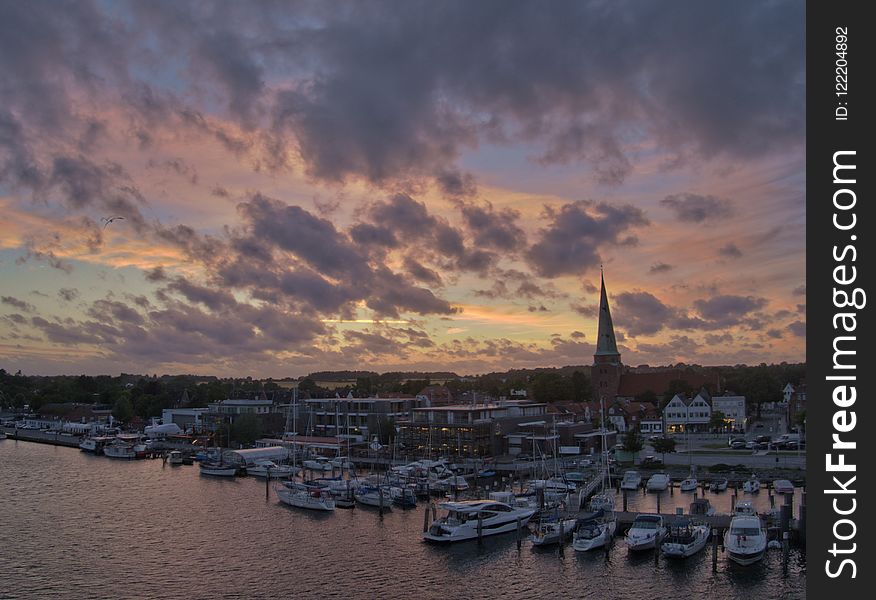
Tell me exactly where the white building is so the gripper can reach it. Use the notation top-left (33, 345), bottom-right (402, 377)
top-left (711, 395), bottom-right (747, 431)
top-left (161, 408), bottom-right (210, 431)
top-left (662, 393), bottom-right (711, 433)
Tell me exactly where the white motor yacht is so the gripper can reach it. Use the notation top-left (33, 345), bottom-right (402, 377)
top-left (709, 478), bottom-right (729, 492)
top-left (276, 481), bottom-right (335, 511)
top-left (436, 475), bottom-right (470, 493)
top-left (247, 460), bottom-right (300, 478)
top-left (661, 519), bottom-right (710, 558)
top-left (572, 510), bottom-right (617, 552)
top-left (773, 479), bottom-right (795, 494)
top-left (424, 500), bottom-right (535, 543)
top-left (725, 510), bottom-right (767, 565)
top-left (302, 456), bottom-right (335, 472)
top-left (624, 514), bottom-right (667, 551)
top-left (742, 474), bottom-right (761, 493)
top-left (199, 461), bottom-right (237, 477)
top-left (646, 473), bottom-right (670, 492)
top-left (620, 470), bottom-right (641, 491)
top-left (679, 477), bottom-right (698, 492)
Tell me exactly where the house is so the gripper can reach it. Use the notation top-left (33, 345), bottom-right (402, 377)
top-left (711, 394), bottom-right (747, 432)
top-left (787, 381), bottom-right (806, 429)
top-left (663, 393), bottom-right (712, 433)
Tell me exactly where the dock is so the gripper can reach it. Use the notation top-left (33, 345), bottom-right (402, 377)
top-left (3, 428), bottom-right (82, 448)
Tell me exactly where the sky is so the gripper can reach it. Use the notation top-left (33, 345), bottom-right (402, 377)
top-left (0, 0), bottom-right (805, 377)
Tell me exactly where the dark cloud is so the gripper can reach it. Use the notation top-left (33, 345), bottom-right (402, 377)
top-left (614, 291), bottom-right (675, 336)
top-left (349, 223), bottom-right (399, 249)
top-left (403, 257), bottom-right (443, 287)
top-left (2, 296), bottom-right (35, 313)
top-left (692, 295), bottom-right (768, 324)
top-left (717, 243), bottom-right (743, 259)
top-left (456, 200), bottom-right (526, 252)
top-left (792, 284), bottom-right (805, 296)
top-left (661, 193), bottom-right (733, 223)
top-left (527, 200), bottom-right (648, 277)
top-left (788, 321), bottom-right (805, 337)
top-left (649, 262), bottom-right (673, 274)
top-left (58, 288), bottom-right (80, 302)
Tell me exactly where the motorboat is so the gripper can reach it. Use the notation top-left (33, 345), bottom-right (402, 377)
top-left (620, 470), bottom-right (641, 490)
top-left (725, 511), bottom-right (767, 565)
top-left (392, 459), bottom-right (453, 480)
top-left (246, 460), bottom-right (300, 478)
top-left (354, 485), bottom-right (393, 508)
top-left (709, 478), bottom-right (729, 492)
top-left (302, 456), bottom-right (335, 472)
top-left (624, 514), bottom-right (667, 551)
top-left (529, 516), bottom-right (578, 546)
top-left (476, 469), bottom-right (497, 478)
top-left (423, 500), bottom-right (535, 543)
top-left (199, 461), bottom-right (237, 477)
top-left (528, 478), bottom-right (576, 493)
top-left (390, 486), bottom-right (418, 508)
top-left (572, 510), bottom-right (617, 552)
top-left (773, 479), bottom-right (795, 494)
top-left (104, 441), bottom-right (136, 459)
top-left (167, 450), bottom-right (184, 466)
top-left (689, 498), bottom-right (716, 517)
top-left (0, 431), bottom-right (6, 440)
top-left (79, 436), bottom-right (114, 454)
top-left (661, 519), bottom-right (710, 558)
top-left (742, 474), bottom-right (761, 493)
top-left (646, 473), bottom-right (670, 492)
top-left (734, 500), bottom-right (757, 516)
top-left (679, 477), bottom-right (698, 492)
top-left (435, 475), bottom-right (470, 493)
top-left (276, 481), bottom-right (335, 511)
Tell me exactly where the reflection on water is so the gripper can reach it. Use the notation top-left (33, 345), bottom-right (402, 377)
top-left (0, 442), bottom-right (806, 600)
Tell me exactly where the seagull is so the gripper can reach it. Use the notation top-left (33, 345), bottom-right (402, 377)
top-left (101, 216), bottom-right (125, 229)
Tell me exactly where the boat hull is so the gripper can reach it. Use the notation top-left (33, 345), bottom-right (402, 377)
top-left (424, 512), bottom-right (534, 543)
top-left (529, 519), bottom-right (577, 546)
top-left (661, 529), bottom-right (710, 558)
top-left (199, 465), bottom-right (237, 477)
top-left (572, 520), bottom-right (616, 552)
top-left (276, 487), bottom-right (335, 511)
top-left (727, 548), bottom-right (766, 566)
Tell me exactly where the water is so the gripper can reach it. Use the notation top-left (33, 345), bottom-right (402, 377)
top-left (0, 441), bottom-right (806, 600)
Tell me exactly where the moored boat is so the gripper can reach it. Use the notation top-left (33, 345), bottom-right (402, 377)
top-left (661, 519), bottom-right (710, 558)
top-left (104, 441), bottom-right (136, 459)
top-left (742, 474), bottom-right (761, 493)
top-left (246, 460), bottom-right (300, 478)
top-left (529, 516), bottom-right (578, 546)
top-left (571, 509), bottom-right (617, 552)
top-left (167, 450), bottom-right (184, 465)
top-left (620, 470), bottom-right (641, 490)
top-left (199, 461), bottom-right (237, 477)
top-left (772, 479), bottom-right (794, 494)
top-left (725, 510), bottom-right (767, 565)
top-left (423, 500), bottom-right (535, 543)
top-left (276, 481), bottom-right (335, 511)
top-left (709, 478), bottom-right (729, 492)
top-left (646, 473), bottom-right (670, 492)
top-left (354, 484), bottom-right (393, 508)
top-left (624, 514), bottom-right (667, 551)
top-left (679, 477), bottom-right (698, 492)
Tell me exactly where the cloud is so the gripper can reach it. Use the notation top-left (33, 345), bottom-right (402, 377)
top-left (527, 200), bottom-right (648, 277)
top-left (788, 321), bottom-right (805, 337)
top-left (2, 296), bottom-right (35, 312)
top-left (717, 243), bottom-right (743, 259)
top-left (661, 193), bottom-right (733, 223)
top-left (692, 295), bottom-right (768, 324)
top-left (649, 262), bottom-right (673, 274)
top-left (456, 200), bottom-right (526, 252)
top-left (613, 291), bottom-right (675, 336)
top-left (58, 288), bottom-right (80, 302)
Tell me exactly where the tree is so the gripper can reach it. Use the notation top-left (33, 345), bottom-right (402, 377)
top-left (623, 429), bottom-right (644, 453)
top-left (651, 437), bottom-right (677, 455)
top-left (112, 395), bottom-right (134, 423)
top-left (530, 372), bottom-right (570, 403)
top-left (709, 410), bottom-right (728, 432)
top-left (570, 370), bottom-right (591, 403)
top-left (230, 413), bottom-right (263, 446)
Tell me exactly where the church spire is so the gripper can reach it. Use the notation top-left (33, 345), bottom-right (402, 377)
top-left (594, 268), bottom-right (619, 358)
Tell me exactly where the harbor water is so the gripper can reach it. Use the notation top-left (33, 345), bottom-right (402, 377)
top-left (0, 441), bottom-right (805, 599)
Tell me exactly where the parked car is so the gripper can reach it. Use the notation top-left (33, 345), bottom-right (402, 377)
top-left (642, 455), bottom-right (663, 466)
top-left (745, 440), bottom-right (757, 449)
top-left (730, 440), bottom-right (747, 449)
top-left (785, 441), bottom-right (805, 450)
top-left (728, 437), bottom-right (746, 447)
top-left (756, 435), bottom-right (771, 444)
top-left (755, 442), bottom-right (770, 450)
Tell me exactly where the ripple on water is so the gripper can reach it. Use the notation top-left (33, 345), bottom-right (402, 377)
top-left (0, 442), bottom-right (806, 600)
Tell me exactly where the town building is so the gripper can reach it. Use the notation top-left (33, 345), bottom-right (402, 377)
top-left (662, 390), bottom-right (747, 433)
top-left (301, 395), bottom-right (421, 440)
top-left (161, 407), bottom-right (210, 431)
top-left (396, 400), bottom-right (547, 458)
top-left (787, 381), bottom-right (806, 430)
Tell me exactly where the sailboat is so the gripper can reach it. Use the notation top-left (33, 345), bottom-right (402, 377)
top-left (199, 427), bottom-right (236, 477)
top-left (572, 397), bottom-right (617, 552)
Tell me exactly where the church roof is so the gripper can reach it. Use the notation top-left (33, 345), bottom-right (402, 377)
top-left (594, 270), bottom-right (620, 357)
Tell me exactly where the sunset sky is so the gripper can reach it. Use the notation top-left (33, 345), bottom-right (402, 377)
top-left (0, 1), bottom-right (805, 377)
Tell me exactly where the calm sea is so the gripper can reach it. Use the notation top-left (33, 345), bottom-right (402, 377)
top-left (0, 440), bottom-right (805, 600)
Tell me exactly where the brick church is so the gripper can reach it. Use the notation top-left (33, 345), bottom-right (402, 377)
top-left (590, 270), bottom-right (719, 403)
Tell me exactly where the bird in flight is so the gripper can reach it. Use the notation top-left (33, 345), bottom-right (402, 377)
top-left (101, 216), bottom-right (125, 229)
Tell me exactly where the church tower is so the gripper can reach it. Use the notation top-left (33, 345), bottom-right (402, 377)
top-left (592, 269), bottom-right (623, 401)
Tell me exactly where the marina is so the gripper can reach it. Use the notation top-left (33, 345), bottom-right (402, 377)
top-left (0, 438), bottom-right (806, 599)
